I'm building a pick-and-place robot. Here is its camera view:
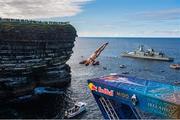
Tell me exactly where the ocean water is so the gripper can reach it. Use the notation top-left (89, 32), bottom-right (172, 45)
top-left (67, 37), bottom-right (180, 119)
top-left (1, 37), bottom-right (180, 119)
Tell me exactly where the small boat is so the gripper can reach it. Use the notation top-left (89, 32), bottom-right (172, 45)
top-left (119, 64), bottom-right (126, 68)
top-left (122, 71), bottom-right (129, 74)
top-left (170, 64), bottom-right (180, 69)
top-left (64, 102), bottom-right (87, 118)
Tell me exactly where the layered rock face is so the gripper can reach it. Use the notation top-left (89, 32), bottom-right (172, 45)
top-left (0, 18), bottom-right (77, 101)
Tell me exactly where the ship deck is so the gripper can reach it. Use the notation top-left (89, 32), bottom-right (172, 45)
top-left (121, 53), bottom-right (174, 61)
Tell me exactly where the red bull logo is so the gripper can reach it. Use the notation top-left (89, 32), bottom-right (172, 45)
top-left (88, 83), bottom-right (97, 91)
top-left (88, 83), bottom-right (114, 96)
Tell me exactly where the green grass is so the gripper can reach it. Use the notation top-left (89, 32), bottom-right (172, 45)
top-left (0, 22), bottom-right (76, 32)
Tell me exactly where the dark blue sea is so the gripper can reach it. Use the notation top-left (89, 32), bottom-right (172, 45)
top-left (2, 37), bottom-right (180, 119)
top-left (67, 37), bottom-right (180, 119)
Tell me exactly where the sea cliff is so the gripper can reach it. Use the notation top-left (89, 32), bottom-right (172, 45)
top-left (0, 18), bottom-right (77, 102)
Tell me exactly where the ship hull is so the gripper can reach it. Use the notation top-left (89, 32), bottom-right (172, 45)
top-left (88, 75), bottom-right (180, 119)
top-left (121, 53), bottom-right (174, 62)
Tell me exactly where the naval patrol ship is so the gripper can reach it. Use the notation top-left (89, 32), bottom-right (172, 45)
top-left (121, 45), bottom-right (174, 61)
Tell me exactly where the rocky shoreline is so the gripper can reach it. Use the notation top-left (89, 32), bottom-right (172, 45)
top-left (0, 18), bottom-right (77, 102)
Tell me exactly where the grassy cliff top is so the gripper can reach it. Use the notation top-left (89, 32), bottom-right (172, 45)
top-left (0, 18), bottom-right (76, 31)
top-left (0, 18), bottom-right (70, 25)
top-left (0, 18), bottom-right (77, 40)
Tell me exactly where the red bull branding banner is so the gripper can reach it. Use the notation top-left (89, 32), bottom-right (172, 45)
top-left (88, 83), bottom-right (114, 96)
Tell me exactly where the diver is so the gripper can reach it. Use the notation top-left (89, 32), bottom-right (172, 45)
top-left (79, 42), bottom-right (108, 66)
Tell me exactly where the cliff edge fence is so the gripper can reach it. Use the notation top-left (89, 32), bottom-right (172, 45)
top-left (0, 18), bottom-right (77, 101)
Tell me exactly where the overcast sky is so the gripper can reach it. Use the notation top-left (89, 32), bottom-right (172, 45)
top-left (0, 0), bottom-right (179, 37)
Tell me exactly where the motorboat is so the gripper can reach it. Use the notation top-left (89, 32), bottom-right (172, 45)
top-left (64, 102), bottom-right (86, 118)
top-left (170, 64), bottom-right (180, 69)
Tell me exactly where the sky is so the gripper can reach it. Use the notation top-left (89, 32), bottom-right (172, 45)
top-left (0, 0), bottom-right (180, 37)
